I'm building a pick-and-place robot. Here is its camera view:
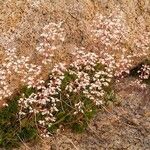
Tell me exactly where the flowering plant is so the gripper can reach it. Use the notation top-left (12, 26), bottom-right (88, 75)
top-left (18, 50), bottom-right (115, 137)
top-left (130, 60), bottom-right (150, 87)
top-left (0, 9), bottom-right (149, 148)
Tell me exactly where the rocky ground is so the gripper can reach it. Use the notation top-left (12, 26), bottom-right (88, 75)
top-left (17, 78), bottom-right (150, 150)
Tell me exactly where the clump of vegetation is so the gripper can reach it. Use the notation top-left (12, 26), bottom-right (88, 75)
top-left (0, 91), bottom-right (38, 149)
top-left (0, 50), bottom-right (116, 149)
top-left (18, 50), bottom-right (115, 136)
top-left (0, 10), bottom-right (149, 149)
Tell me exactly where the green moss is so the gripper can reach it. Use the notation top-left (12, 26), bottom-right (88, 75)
top-left (0, 99), bottom-right (19, 149)
top-left (19, 126), bottom-right (37, 141)
top-left (71, 122), bottom-right (87, 133)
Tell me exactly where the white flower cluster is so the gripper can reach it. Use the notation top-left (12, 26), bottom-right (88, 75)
top-left (89, 10), bottom-right (132, 78)
top-left (74, 101), bottom-right (84, 115)
top-left (66, 50), bottom-right (114, 105)
top-left (138, 64), bottom-right (150, 80)
top-left (97, 50), bottom-right (132, 78)
top-left (0, 22), bottom-right (65, 101)
top-left (18, 49), bottom-right (114, 136)
top-left (90, 10), bottom-right (130, 51)
top-left (89, 9), bottom-right (150, 78)
top-left (18, 63), bottom-right (66, 137)
top-left (0, 48), bottom-right (42, 100)
top-left (36, 22), bottom-right (65, 65)
top-left (130, 63), bottom-right (150, 89)
top-left (114, 54), bottom-right (132, 78)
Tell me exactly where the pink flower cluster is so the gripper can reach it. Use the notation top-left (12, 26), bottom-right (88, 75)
top-left (0, 22), bottom-right (66, 101)
top-left (66, 49), bottom-right (114, 105)
top-left (0, 48), bottom-right (41, 100)
top-left (36, 22), bottom-right (65, 65)
top-left (18, 49), bottom-right (114, 137)
top-left (89, 9), bottom-right (130, 51)
top-left (89, 9), bottom-right (150, 78)
top-left (0, 9), bottom-right (149, 137)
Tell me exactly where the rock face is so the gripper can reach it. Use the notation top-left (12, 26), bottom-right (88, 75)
top-left (0, 0), bottom-right (150, 103)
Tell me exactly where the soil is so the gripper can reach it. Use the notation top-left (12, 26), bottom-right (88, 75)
top-left (18, 78), bottom-right (150, 150)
